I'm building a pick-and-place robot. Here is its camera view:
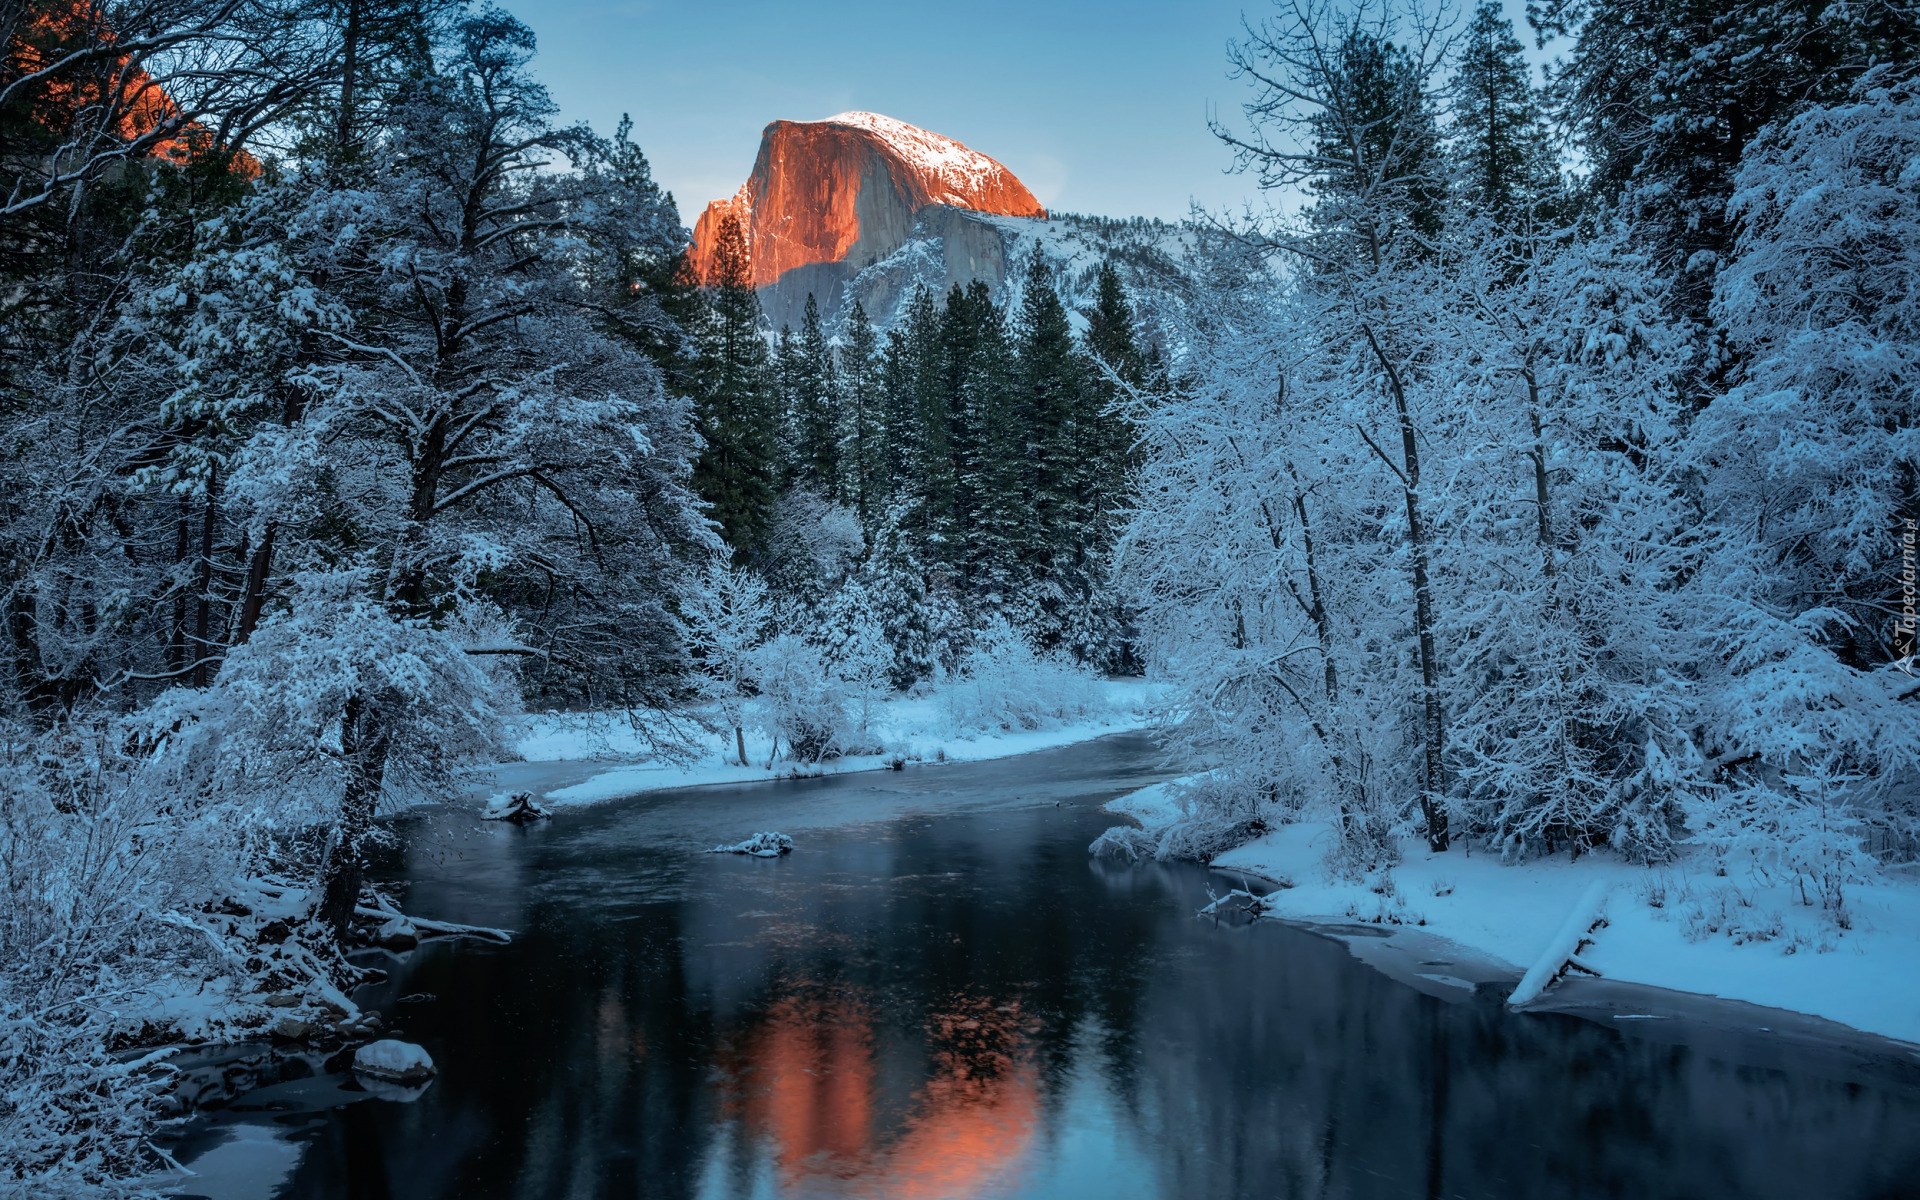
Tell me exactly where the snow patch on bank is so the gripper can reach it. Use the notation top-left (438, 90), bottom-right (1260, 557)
top-left (516, 678), bottom-right (1157, 807)
top-left (1100, 780), bottom-right (1920, 1047)
top-left (1102, 778), bottom-right (1187, 831)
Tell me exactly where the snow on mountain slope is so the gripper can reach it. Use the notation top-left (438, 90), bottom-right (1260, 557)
top-left (820, 111), bottom-right (1022, 205)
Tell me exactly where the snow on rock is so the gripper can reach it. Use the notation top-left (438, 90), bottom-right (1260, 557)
top-left (817, 112), bottom-right (1027, 204)
top-left (707, 832), bottom-right (794, 858)
top-left (374, 917), bottom-right (419, 951)
top-left (352, 1039), bottom-right (435, 1084)
top-left (481, 791), bottom-right (550, 823)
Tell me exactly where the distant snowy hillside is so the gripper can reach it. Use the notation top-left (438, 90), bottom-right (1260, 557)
top-left (827, 207), bottom-right (1202, 337)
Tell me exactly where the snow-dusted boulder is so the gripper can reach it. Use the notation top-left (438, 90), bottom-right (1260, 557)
top-left (352, 1039), bottom-right (435, 1084)
top-left (707, 831), bottom-right (794, 858)
top-left (482, 791), bottom-right (550, 823)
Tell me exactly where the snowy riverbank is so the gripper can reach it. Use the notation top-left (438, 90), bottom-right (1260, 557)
top-left (1106, 781), bottom-right (1920, 1048)
top-left (501, 677), bottom-right (1159, 807)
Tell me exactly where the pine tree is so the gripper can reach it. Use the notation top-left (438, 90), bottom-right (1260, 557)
top-left (882, 287), bottom-right (951, 558)
top-left (938, 280), bottom-right (1002, 584)
top-left (1537, 0), bottom-right (1915, 326)
top-left (773, 321), bottom-right (799, 482)
top-left (953, 284), bottom-right (1025, 612)
top-left (838, 302), bottom-right (887, 536)
top-left (1012, 252), bottom-right (1089, 647)
top-left (866, 502), bottom-right (936, 688)
top-left (1077, 261), bottom-right (1145, 667)
top-left (690, 211), bottom-right (779, 559)
top-left (791, 293), bottom-right (841, 500)
top-left (1309, 27), bottom-right (1448, 247)
top-left (1449, 1), bottom-right (1557, 223)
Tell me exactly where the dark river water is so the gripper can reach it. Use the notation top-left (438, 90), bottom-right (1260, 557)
top-left (165, 733), bottom-right (1920, 1200)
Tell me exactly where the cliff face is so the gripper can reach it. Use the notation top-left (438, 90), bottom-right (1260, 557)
top-left (687, 112), bottom-right (1046, 327)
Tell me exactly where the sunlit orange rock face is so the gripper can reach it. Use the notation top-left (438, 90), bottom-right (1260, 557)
top-left (8, 1), bottom-right (258, 177)
top-left (687, 112), bottom-right (1045, 325)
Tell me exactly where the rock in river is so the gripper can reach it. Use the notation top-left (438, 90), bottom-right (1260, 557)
top-left (353, 1039), bottom-right (435, 1084)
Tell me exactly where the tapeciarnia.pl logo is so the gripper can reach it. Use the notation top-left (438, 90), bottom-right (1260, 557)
top-left (1899, 518), bottom-right (1918, 677)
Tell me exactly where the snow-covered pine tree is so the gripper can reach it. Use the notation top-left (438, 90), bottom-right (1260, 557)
top-left (1687, 67), bottom-right (1920, 896)
top-left (1535, 0), bottom-right (1915, 329)
top-left (691, 209), bottom-right (780, 559)
top-left (1012, 251), bottom-right (1090, 650)
top-left (865, 501), bottom-right (937, 688)
top-left (789, 293), bottom-right (842, 501)
top-left (816, 577), bottom-right (892, 749)
top-left (838, 301), bottom-right (887, 536)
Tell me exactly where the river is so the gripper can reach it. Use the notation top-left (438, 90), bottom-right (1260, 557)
top-left (162, 733), bottom-right (1920, 1199)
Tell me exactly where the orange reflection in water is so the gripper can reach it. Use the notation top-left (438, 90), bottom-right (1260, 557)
top-left (719, 991), bottom-right (1041, 1198)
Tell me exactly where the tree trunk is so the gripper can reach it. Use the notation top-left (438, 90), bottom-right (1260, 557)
top-left (1525, 368), bottom-right (1555, 581)
top-left (336, 0), bottom-right (361, 149)
top-left (1364, 326), bottom-right (1449, 851)
top-left (316, 691), bottom-right (392, 941)
top-left (735, 724), bottom-right (748, 768)
top-left (167, 507), bottom-right (189, 676)
top-left (191, 476), bottom-right (217, 687)
top-left (1292, 486), bottom-right (1368, 824)
top-left (235, 521), bottom-right (274, 645)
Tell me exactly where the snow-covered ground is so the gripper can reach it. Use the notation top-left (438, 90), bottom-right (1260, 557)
top-left (1106, 780), bottom-right (1920, 1048)
top-left (504, 678), bottom-right (1157, 808)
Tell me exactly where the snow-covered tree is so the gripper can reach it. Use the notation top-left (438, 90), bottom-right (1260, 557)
top-left (1436, 221), bottom-right (1704, 861)
top-left (751, 634), bottom-right (847, 764)
top-left (817, 579), bottom-right (892, 750)
top-left (1687, 67), bottom-right (1920, 897)
top-left (681, 555), bottom-right (770, 766)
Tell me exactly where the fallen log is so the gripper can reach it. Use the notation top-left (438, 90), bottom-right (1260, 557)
top-left (1508, 881), bottom-right (1609, 1007)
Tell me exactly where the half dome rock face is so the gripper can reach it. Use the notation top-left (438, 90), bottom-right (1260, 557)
top-left (687, 112), bottom-right (1047, 329)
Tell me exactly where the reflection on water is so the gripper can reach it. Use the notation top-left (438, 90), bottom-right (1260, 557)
top-left (164, 735), bottom-right (1920, 1200)
top-left (701, 987), bottom-right (1041, 1198)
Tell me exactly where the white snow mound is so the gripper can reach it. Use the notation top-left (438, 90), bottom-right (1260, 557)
top-left (707, 831), bottom-right (794, 857)
top-left (353, 1039), bottom-right (435, 1083)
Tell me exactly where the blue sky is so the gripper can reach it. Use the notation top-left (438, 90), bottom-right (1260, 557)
top-left (507, 0), bottom-right (1550, 224)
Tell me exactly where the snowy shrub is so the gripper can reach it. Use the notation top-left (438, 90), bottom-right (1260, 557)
top-left (1154, 813), bottom-right (1270, 863)
top-left (1690, 768), bottom-right (1879, 917)
top-left (752, 635), bottom-right (852, 763)
top-left (815, 580), bottom-right (894, 753)
top-left (0, 723), bottom-right (224, 1194)
top-left (682, 556), bottom-right (771, 765)
top-left (941, 619), bottom-right (1106, 734)
top-left (1088, 825), bottom-right (1159, 862)
top-left (764, 489), bottom-right (865, 603)
top-left (1678, 886), bottom-right (1788, 947)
